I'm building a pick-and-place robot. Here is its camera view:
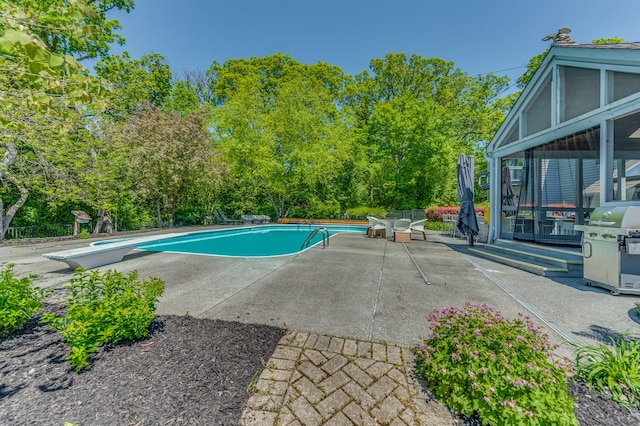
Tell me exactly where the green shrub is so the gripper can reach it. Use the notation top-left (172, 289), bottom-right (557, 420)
top-left (345, 206), bottom-right (387, 220)
top-left (78, 229), bottom-right (90, 239)
top-left (41, 269), bottom-right (165, 371)
top-left (415, 303), bottom-right (577, 425)
top-left (1, 264), bottom-right (50, 336)
top-left (425, 220), bottom-right (446, 231)
top-left (286, 201), bottom-right (340, 219)
top-left (307, 201), bottom-right (341, 219)
top-left (575, 334), bottom-right (640, 407)
top-left (174, 205), bottom-right (206, 225)
top-left (288, 205), bottom-right (306, 218)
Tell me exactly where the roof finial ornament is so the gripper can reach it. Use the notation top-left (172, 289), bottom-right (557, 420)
top-left (542, 27), bottom-right (575, 45)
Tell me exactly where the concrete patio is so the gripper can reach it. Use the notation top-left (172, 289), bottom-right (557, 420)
top-left (4, 227), bottom-right (637, 356)
top-left (3, 227), bottom-right (639, 424)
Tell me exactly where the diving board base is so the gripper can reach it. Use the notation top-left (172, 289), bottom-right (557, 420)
top-left (41, 233), bottom-right (184, 270)
top-left (42, 246), bottom-right (139, 270)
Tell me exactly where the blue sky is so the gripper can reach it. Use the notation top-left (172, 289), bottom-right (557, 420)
top-left (107, 0), bottom-right (640, 93)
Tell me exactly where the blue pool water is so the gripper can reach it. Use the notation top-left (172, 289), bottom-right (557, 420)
top-left (94, 225), bottom-right (366, 257)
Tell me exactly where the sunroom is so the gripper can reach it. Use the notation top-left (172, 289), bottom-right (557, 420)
top-left (485, 42), bottom-right (640, 247)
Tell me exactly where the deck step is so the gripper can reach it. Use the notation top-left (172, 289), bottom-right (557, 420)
top-left (469, 240), bottom-right (583, 278)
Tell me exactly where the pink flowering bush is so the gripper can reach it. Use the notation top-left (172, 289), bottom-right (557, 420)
top-left (415, 303), bottom-right (577, 425)
top-left (424, 206), bottom-right (487, 222)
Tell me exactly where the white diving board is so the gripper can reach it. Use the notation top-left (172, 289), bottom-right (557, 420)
top-left (42, 233), bottom-right (185, 270)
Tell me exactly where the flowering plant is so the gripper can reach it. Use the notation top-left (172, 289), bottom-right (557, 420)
top-left (415, 303), bottom-right (577, 425)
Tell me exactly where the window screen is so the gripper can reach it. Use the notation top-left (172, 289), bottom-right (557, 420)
top-left (611, 71), bottom-right (640, 103)
top-left (525, 75), bottom-right (551, 136)
top-left (559, 66), bottom-right (600, 122)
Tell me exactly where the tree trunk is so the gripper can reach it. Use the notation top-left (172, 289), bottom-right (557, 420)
top-left (260, 177), bottom-right (282, 218)
top-left (0, 174), bottom-right (29, 241)
top-left (93, 209), bottom-right (105, 234)
top-left (103, 215), bottom-right (113, 233)
top-left (1, 142), bottom-right (18, 180)
top-left (1, 142), bottom-right (23, 241)
top-left (155, 198), bottom-right (163, 228)
top-left (280, 195), bottom-right (285, 219)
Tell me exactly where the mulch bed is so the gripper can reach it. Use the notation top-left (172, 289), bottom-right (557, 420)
top-left (1, 305), bottom-right (285, 426)
top-left (2, 305), bottom-right (640, 425)
top-left (568, 378), bottom-right (640, 426)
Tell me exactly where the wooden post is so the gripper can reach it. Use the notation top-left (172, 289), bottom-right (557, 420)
top-left (71, 210), bottom-right (92, 236)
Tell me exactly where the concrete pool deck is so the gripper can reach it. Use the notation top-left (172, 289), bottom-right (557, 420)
top-left (3, 227), bottom-right (640, 424)
top-left (4, 227), bottom-right (638, 355)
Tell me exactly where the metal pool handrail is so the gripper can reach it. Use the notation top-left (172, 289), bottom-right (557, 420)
top-left (301, 227), bottom-right (329, 250)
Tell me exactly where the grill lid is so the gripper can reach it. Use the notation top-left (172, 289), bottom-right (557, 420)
top-left (589, 206), bottom-right (640, 229)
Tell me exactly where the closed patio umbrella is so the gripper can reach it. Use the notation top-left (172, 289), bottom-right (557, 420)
top-left (456, 153), bottom-right (479, 246)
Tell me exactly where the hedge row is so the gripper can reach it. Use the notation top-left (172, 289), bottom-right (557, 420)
top-left (424, 206), bottom-right (487, 222)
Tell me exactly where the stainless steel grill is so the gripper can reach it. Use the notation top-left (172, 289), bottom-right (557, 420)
top-left (575, 206), bottom-right (640, 295)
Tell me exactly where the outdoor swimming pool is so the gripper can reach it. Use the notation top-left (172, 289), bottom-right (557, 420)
top-left (93, 224), bottom-right (366, 257)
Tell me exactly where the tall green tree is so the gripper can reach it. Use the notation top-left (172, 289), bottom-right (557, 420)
top-left (0, 0), bottom-right (130, 239)
top-left (95, 52), bottom-right (173, 121)
top-left (165, 78), bottom-right (204, 114)
top-left (210, 54), bottom-right (354, 218)
top-left (366, 95), bottom-right (453, 208)
top-left (113, 106), bottom-right (225, 227)
top-left (517, 50), bottom-right (547, 90)
top-left (81, 52), bottom-right (177, 231)
top-left (346, 53), bottom-right (509, 208)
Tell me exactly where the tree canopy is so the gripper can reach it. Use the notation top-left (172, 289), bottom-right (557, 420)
top-left (0, 0), bottom-right (130, 238)
top-left (1, 3), bottom-right (517, 238)
top-left (346, 53), bottom-right (509, 208)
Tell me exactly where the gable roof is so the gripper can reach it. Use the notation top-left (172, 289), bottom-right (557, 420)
top-left (560, 42), bottom-right (640, 50)
top-left (486, 43), bottom-right (640, 158)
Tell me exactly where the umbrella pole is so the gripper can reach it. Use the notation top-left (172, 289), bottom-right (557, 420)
top-left (469, 155), bottom-right (474, 247)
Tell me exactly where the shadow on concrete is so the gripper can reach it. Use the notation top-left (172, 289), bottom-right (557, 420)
top-left (575, 323), bottom-right (638, 346)
top-left (628, 306), bottom-right (640, 326)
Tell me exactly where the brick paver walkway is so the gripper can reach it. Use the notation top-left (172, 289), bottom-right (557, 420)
top-left (240, 331), bottom-right (453, 425)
